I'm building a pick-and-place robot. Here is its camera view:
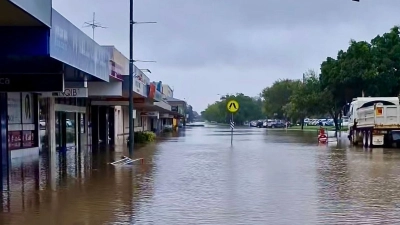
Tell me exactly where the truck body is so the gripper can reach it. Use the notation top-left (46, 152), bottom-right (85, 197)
top-left (348, 97), bottom-right (400, 129)
top-left (347, 97), bottom-right (400, 147)
top-left (356, 104), bottom-right (400, 128)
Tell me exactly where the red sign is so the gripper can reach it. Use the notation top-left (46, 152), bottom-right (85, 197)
top-left (22, 131), bottom-right (34, 148)
top-left (8, 131), bottom-right (22, 150)
top-left (148, 83), bottom-right (156, 99)
top-left (110, 60), bottom-right (124, 80)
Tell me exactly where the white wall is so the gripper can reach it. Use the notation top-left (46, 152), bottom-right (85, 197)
top-left (162, 84), bottom-right (173, 97)
top-left (114, 106), bottom-right (124, 145)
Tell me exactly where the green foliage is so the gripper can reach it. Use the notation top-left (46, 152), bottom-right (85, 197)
top-left (260, 26), bottom-right (400, 130)
top-left (202, 26), bottom-right (400, 130)
top-left (285, 70), bottom-right (326, 121)
top-left (134, 131), bottom-right (156, 144)
top-left (201, 93), bottom-right (264, 124)
top-left (262, 79), bottom-right (302, 119)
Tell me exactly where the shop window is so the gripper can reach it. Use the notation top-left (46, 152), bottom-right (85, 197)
top-left (7, 93), bottom-right (36, 150)
top-left (80, 113), bottom-right (86, 134)
top-left (134, 111), bottom-right (142, 127)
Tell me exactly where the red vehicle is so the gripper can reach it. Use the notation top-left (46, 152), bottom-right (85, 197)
top-left (318, 127), bottom-right (328, 144)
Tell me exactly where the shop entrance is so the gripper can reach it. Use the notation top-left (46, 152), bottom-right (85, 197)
top-left (55, 112), bottom-right (75, 150)
top-left (55, 110), bottom-right (86, 151)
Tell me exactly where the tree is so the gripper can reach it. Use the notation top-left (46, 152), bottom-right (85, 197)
top-left (201, 93), bottom-right (264, 124)
top-left (319, 26), bottom-right (400, 129)
top-left (262, 79), bottom-right (301, 119)
top-left (286, 70), bottom-right (326, 129)
top-left (203, 26), bottom-right (400, 130)
top-left (369, 26), bottom-right (400, 96)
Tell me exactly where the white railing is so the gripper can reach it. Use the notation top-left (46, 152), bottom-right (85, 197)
top-left (110, 156), bottom-right (144, 165)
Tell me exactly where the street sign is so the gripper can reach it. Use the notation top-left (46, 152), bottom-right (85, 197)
top-left (227, 100), bottom-right (239, 113)
top-left (41, 88), bottom-right (88, 98)
top-left (230, 121), bottom-right (235, 129)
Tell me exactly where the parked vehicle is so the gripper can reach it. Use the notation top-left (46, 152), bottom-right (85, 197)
top-left (347, 97), bottom-right (400, 147)
top-left (250, 121), bottom-right (258, 127)
top-left (267, 120), bottom-right (286, 128)
top-left (256, 120), bottom-right (264, 128)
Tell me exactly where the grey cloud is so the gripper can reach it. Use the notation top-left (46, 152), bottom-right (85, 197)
top-left (53, 0), bottom-right (400, 111)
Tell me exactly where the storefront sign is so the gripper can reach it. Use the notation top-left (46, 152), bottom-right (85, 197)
top-left (50, 10), bottom-right (111, 82)
top-left (10, 0), bottom-right (52, 27)
top-left (41, 88), bottom-right (88, 98)
top-left (7, 93), bottom-right (22, 124)
top-left (160, 114), bottom-right (173, 118)
top-left (140, 111), bottom-right (159, 118)
top-left (171, 106), bottom-right (178, 112)
top-left (110, 60), bottom-right (124, 80)
top-left (122, 75), bottom-right (147, 97)
top-left (148, 83), bottom-right (156, 99)
top-left (0, 78), bottom-right (10, 85)
top-left (103, 46), bottom-right (128, 80)
top-left (134, 80), bottom-right (147, 97)
top-left (134, 67), bottom-right (150, 84)
top-left (0, 73), bottom-right (64, 92)
top-left (154, 90), bottom-right (163, 101)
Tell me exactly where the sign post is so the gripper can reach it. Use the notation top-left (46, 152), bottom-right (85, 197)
top-left (226, 100), bottom-right (240, 145)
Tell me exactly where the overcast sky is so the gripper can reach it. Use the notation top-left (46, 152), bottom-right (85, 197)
top-left (53, 0), bottom-right (400, 112)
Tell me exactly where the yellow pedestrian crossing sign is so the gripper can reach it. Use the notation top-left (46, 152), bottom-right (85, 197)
top-left (227, 100), bottom-right (239, 113)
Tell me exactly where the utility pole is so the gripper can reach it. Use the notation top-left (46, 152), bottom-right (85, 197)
top-left (128, 0), bottom-right (157, 154)
top-left (128, 0), bottom-right (134, 154)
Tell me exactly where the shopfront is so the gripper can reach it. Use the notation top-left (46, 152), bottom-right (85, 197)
top-left (39, 88), bottom-right (89, 152)
top-left (0, 92), bottom-right (40, 199)
top-left (140, 111), bottom-right (159, 133)
top-left (6, 92), bottom-right (39, 155)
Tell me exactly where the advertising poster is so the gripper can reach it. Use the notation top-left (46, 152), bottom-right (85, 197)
top-left (21, 93), bottom-right (34, 124)
top-left (22, 131), bottom-right (34, 148)
top-left (7, 93), bottom-right (21, 124)
top-left (8, 131), bottom-right (22, 150)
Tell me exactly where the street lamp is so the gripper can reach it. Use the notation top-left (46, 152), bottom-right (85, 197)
top-left (140, 69), bottom-right (152, 73)
top-left (128, 0), bottom-right (156, 153)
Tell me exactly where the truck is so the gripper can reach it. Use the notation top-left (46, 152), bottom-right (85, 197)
top-left (347, 97), bottom-right (400, 147)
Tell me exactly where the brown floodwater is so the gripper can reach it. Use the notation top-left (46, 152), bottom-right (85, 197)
top-left (1, 126), bottom-right (400, 224)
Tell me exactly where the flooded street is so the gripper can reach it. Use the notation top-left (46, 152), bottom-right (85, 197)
top-left (2, 126), bottom-right (400, 224)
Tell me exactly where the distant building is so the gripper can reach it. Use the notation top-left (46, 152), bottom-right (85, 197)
top-left (162, 84), bottom-right (174, 98)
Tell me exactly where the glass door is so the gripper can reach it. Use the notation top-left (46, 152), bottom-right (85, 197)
top-left (65, 112), bottom-right (76, 149)
top-left (55, 111), bottom-right (65, 150)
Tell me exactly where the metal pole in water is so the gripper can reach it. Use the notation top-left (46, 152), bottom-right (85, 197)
top-left (128, 0), bottom-right (134, 154)
top-left (231, 113), bottom-right (233, 145)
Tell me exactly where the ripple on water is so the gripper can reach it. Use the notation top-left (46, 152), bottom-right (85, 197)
top-left (3, 127), bottom-right (400, 224)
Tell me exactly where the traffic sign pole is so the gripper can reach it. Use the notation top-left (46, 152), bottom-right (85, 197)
top-left (230, 113), bottom-right (233, 145)
top-left (226, 99), bottom-right (239, 146)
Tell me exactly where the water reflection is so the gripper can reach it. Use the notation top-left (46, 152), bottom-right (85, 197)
top-left (2, 127), bottom-right (400, 224)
